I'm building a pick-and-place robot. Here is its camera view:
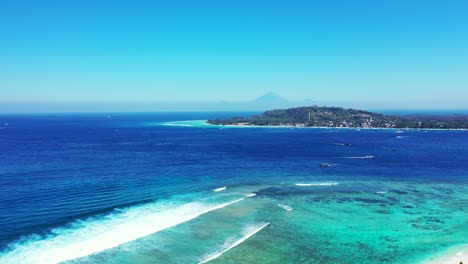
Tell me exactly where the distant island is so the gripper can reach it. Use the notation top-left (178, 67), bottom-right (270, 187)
top-left (207, 106), bottom-right (468, 129)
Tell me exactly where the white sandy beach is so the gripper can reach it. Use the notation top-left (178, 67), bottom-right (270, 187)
top-left (201, 121), bottom-right (468, 131)
top-left (422, 245), bottom-right (467, 264)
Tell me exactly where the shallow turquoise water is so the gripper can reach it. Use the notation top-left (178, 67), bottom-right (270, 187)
top-left (62, 181), bottom-right (467, 264)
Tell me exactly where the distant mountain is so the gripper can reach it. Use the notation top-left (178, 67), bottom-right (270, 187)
top-left (252, 92), bottom-right (289, 105)
top-left (208, 92), bottom-right (312, 111)
top-left (0, 93), bottom-right (312, 113)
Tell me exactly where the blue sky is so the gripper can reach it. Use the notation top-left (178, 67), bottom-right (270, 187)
top-left (1, 0), bottom-right (468, 111)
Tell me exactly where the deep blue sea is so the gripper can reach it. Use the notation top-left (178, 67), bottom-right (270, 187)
top-left (0, 112), bottom-right (467, 263)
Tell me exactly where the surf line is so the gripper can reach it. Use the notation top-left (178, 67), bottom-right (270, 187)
top-left (199, 222), bottom-right (270, 264)
top-left (0, 197), bottom-right (249, 264)
top-left (295, 182), bottom-right (339, 186)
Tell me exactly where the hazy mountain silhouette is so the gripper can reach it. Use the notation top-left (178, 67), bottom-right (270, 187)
top-left (0, 93), bottom-right (313, 113)
top-left (210, 92), bottom-right (313, 111)
top-left (252, 92), bottom-right (289, 105)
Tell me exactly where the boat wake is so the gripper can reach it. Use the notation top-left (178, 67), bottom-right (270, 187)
top-left (0, 197), bottom-right (247, 264)
top-left (198, 222), bottom-right (270, 263)
top-left (333, 143), bottom-right (352, 146)
top-left (339, 155), bottom-right (375, 159)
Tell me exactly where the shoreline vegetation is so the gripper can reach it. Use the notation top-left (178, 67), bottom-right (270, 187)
top-left (207, 106), bottom-right (468, 129)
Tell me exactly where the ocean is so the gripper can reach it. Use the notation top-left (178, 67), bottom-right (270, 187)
top-left (0, 112), bottom-right (466, 263)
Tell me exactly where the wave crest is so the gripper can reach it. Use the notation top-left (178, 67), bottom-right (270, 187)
top-left (0, 197), bottom-right (246, 264)
top-left (199, 222), bottom-right (270, 263)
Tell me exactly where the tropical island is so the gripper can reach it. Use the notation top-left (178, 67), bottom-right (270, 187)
top-left (207, 106), bottom-right (468, 129)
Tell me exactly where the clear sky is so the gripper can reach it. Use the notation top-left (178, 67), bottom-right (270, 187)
top-left (1, 0), bottom-right (468, 111)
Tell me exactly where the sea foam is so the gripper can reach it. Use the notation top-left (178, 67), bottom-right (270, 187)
top-left (277, 204), bottom-right (293, 211)
top-left (295, 182), bottom-right (339, 186)
top-left (198, 222), bottom-right (270, 263)
top-left (0, 197), bottom-right (247, 264)
top-left (213, 187), bottom-right (227, 192)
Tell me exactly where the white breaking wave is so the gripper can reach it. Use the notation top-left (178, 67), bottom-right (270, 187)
top-left (277, 204), bottom-right (293, 211)
top-left (213, 187), bottom-right (227, 192)
top-left (0, 197), bottom-right (247, 264)
top-left (198, 222), bottom-right (270, 264)
top-left (295, 182), bottom-right (339, 186)
top-left (246, 193), bottom-right (256, 197)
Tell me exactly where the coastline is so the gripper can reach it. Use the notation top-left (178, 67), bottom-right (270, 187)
top-left (155, 119), bottom-right (468, 131)
top-left (420, 244), bottom-right (467, 264)
top-left (202, 121), bottom-right (468, 131)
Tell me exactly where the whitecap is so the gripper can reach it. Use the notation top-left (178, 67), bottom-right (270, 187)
top-left (0, 198), bottom-right (246, 264)
top-left (277, 204), bottom-right (293, 211)
top-left (198, 222), bottom-right (270, 263)
top-left (213, 187), bottom-right (227, 192)
top-left (295, 182), bottom-right (339, 186)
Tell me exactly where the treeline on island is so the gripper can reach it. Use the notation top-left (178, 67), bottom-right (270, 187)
top-left (207, 106), bottom-right (468, 129)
